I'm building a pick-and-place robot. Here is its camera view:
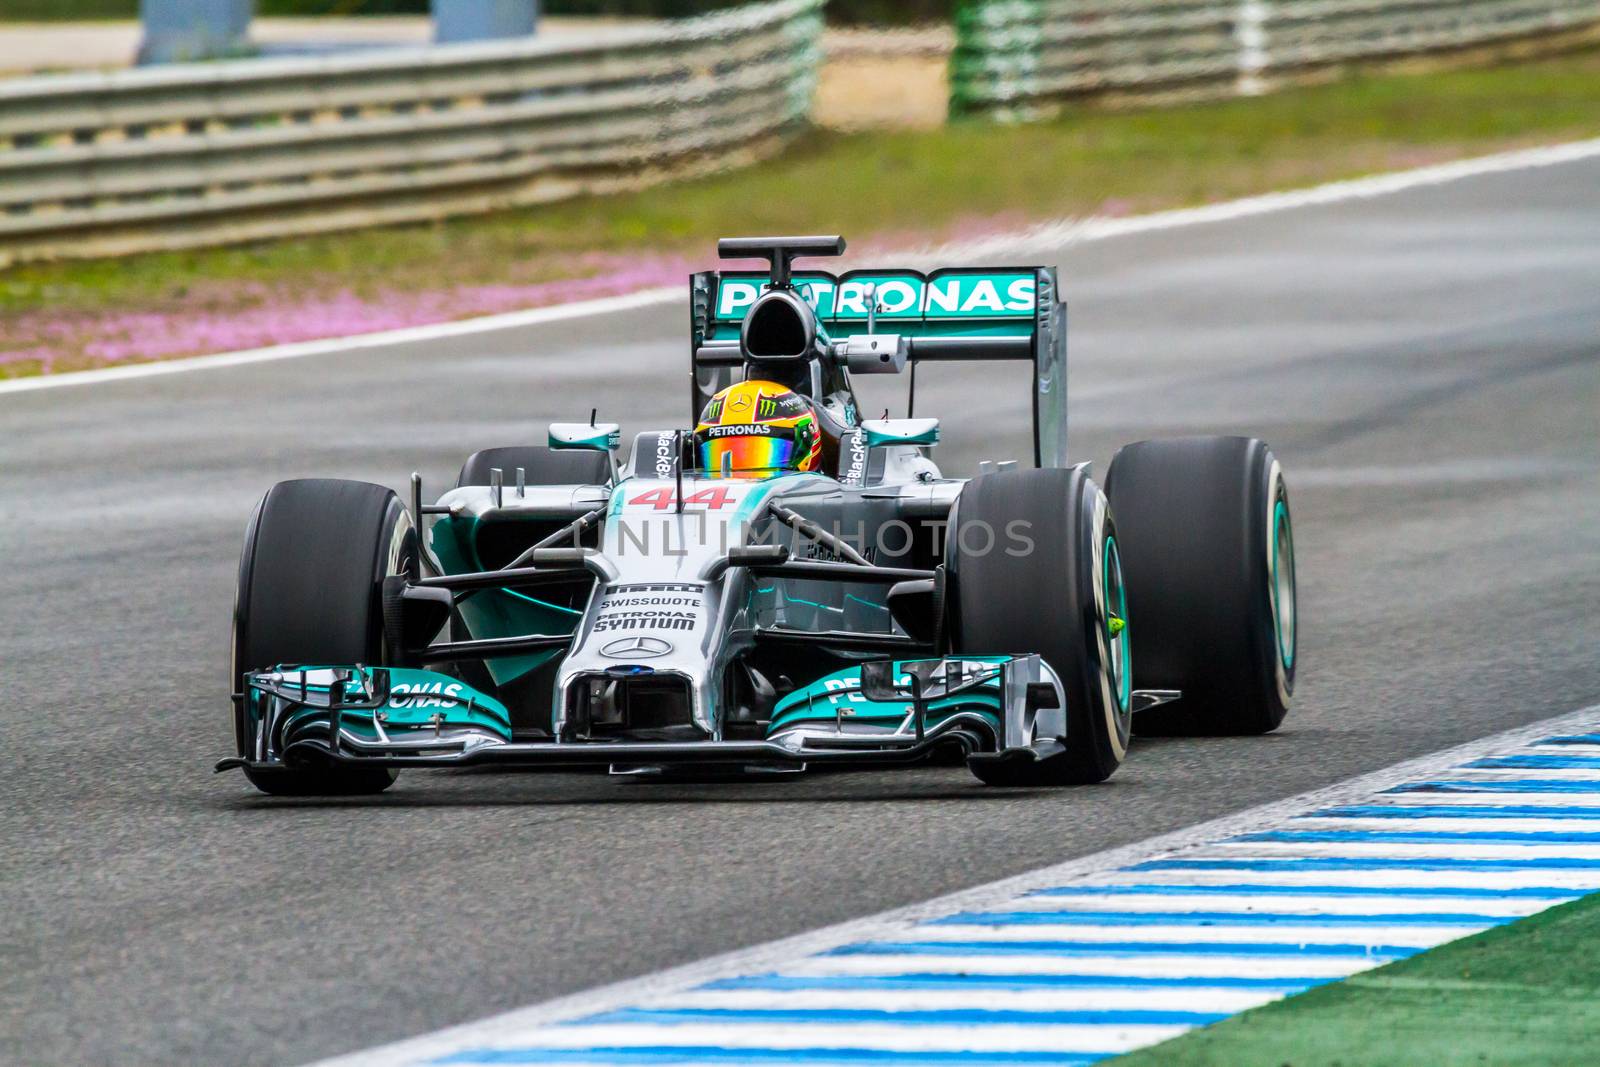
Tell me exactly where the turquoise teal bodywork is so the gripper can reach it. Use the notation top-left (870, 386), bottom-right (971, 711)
top-left (432, 471), bottom-right (834, 689)
top-left (705, 268), bottom-right (1040, 343)
top-left (1272, 498), bottom-right (1296, 670)
top-left (255, 666), bottom-right (513, 745)
top-left (767, 658), bottom-right (1009, 737)
top-left (428, 509), bottom-right (583, 686)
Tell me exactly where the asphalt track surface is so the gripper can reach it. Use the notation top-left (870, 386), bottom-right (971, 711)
top-left (3, 155), bottom-right (1598, 1067)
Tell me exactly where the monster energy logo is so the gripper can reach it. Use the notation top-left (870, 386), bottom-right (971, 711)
top-left (757, 397), bottom-right (778, 418)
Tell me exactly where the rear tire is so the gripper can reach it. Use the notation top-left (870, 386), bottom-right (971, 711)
top-left (949, 467), bottom-right (1131, 785)
top-left (1105, 436), bottom-right (1295, 736)
top-left (457, 446), bottom-right (611, 488)
top-left (232, 479), bottom-right (412, 796)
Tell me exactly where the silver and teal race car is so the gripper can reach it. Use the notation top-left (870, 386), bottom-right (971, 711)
top-left (218, 236), bottom-right (1298, 796)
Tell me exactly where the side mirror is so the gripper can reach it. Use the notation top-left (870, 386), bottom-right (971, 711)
top-left (861, 418), bottom-right (940, 448)
top-left (550, 422), bottom-right (621, 452)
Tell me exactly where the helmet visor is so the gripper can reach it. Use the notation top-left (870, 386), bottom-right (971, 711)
top-left (698, 431), bottom-right (797, 475)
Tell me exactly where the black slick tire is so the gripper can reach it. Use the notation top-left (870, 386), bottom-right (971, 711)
top-left (949, 467), bottom-right (1132, 785)
top-left (1104, 436), bottom-right (1296, 736)
top-left (232, 479), bottom-right (412, 796)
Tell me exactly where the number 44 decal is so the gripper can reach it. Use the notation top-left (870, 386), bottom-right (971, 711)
top-left (627, 487), bottom-right (741, 511)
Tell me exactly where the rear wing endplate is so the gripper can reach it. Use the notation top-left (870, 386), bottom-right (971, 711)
top-left (690, 266), bottom-right (1068, 468)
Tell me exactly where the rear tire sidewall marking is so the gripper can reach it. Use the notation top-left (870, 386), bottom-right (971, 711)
top-left (1105, 533), bottom-right (1132, 717)
top-left (1264, 459), bottom-right (1296, 708)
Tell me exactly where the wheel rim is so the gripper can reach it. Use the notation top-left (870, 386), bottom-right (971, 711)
top-left (1270, 498), bottom-right (1296, 670)
top-left (1103, 535), bottom-right (1131, 713)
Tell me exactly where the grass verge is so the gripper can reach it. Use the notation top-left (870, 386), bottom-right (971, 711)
top-left (1111, 890), bottom-right (1600, 1067)
top-left (5, 46), bottom-right (1600, 376)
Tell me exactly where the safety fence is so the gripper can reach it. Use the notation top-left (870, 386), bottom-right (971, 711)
top-left (0, 0), bottom-right (823, 264)
top-left (951, 0), bottom-right (1600, 118)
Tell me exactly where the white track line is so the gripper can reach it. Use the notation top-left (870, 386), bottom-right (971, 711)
top-left (912, 136), bottom-right (1600, 263)
top-left (311, 701), bottom-right (1600, 1067)
top-left (0, 286), bottom-right (680, 398)
top-left (7, 136), bottom-right (1600, 400)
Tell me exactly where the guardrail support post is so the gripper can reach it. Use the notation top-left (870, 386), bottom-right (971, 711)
top-left (138, 0), bottom-right (253, 65)
top-left (434, 0), bottom-right (539, 44)
top-left (1235, 0), bottom-right (1269, 96)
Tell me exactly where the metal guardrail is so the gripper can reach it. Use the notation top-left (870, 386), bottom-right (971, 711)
top-left (951, 0), bottom-right (1600, 118)
top-left (0, 0), bottom-right (823, 264)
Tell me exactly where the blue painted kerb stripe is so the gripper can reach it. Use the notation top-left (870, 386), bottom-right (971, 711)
top-left (1468, 755), bottom-right (1600, 769)
top-left (1310, 804), bottom-right (1600, 819)
top-left (827, 939), bottom-right (1416, 959)
top-left (700, 973), bottom-right (1331, 993)
top-left (1028, 883), bottom-right (1579, 899)
top-left (931, 910), bottom-right (1510, 927)
top-left (1134, 857), bottom-right (1600, 871)
top-left (1239, 829), bottom-right (1600, 844)
top-left (1390, 780), bottom-right (1600, 794)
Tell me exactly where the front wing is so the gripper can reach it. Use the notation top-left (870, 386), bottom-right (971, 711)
top-left (218, 656), bottom-right (1070, 776)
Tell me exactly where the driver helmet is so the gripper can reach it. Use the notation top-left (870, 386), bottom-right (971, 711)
top-left (694, 380), bottom-right (822, 478)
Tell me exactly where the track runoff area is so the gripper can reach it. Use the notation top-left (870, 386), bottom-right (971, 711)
top-left (314, 701), bottom-right (1600, 1066)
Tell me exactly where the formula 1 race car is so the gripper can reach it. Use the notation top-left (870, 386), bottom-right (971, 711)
top-left (219, 236), bottom-right (1297, 795)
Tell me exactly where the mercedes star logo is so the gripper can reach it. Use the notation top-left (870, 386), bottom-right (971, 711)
top-left (600, 636), bottom-right (673, 659)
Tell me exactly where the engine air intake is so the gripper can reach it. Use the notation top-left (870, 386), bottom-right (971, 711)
top-left (741, 290), bottom-right (818, 361)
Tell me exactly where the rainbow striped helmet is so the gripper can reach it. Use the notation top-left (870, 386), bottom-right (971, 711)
top-left (694, 379), bottom-right (821, 478)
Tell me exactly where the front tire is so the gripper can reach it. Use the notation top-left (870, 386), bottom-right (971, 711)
top-left (949, 467), bottom-right (1131, 785)
top-left (232, 479), bottom-right (412, 796)
top-left (1105, 436), bottom-right (1296, 735)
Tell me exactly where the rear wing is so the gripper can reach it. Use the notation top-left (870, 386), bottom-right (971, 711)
top-left (689, 264), bottom-right (1068, 468)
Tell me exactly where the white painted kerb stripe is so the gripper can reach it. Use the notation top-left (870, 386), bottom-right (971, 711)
top-left (993, 893), bottom-right (1554, 916)
top-left (779, 953), bottom-right (1374, 980)
top-left (657, 988), bottom-right (1277, 1014)
top-left (509, 1022), bottom-right (1190, 1054)
top-left (8, 136), bottom-right (1600, 399)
